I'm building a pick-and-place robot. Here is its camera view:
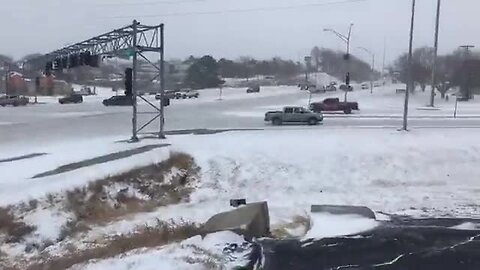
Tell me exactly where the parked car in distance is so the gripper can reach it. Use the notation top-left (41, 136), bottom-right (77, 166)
top-left (102, 95), bottom-right (133, 106)
top-left (457, 96), bottom-right (470, 102)
top-left (310, 86), bottom-right (326, 94)
top-left (247, 85), bottom-right (260, 93)
top-left (374, 82), bottom-right (382, 87)
top-left (298, 83), bottom-right (316, 91)
top-left (175, 90), bottom-right (199, 99)
top-left (325, 84), bottom-right (337, 92)
top-left (59, 93), bottom-right (83, 104)
top-left (0, 95), bottom-right (29, 107)
top-left (339, 84), bottom-right (354, 92)
top-left (264, 106), bottom-right (323, 126)
top-left (77, 86), bottom-right (94, 96)
top-left (310, 98), bottom-right (359, 114)
top-left (361, 83), bottom-right (370, 90)
top-left (155, 90), bottom-right (177, 100)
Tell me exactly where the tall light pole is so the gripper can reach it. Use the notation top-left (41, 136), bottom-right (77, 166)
top-left (324, 23), bottom-right (354, 102)
top-left (429, 0), bottom-right (442, 107)
top-left (357, 47), bottom-right (375, 94)
top-left (304, 56), bottom-right (312, 86)
top-left (402, 0), bottom-right (416, 131)
top-left (459, 45), bottom-right (475, 100)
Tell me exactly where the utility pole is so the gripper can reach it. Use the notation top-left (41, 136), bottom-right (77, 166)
top-left (4, 64), bottom-right (9, 95)
top-left (131, 20), bottom-right (139, 142)
top-left (382, 37), bottom-right (386, 83)
top-left (403, 0), bottom-right (416, 131)
top-left (358, 47), bottom-right (375, 94)
top-left (159, 24), bottom-right (166, 139)
top-left (429, 0), bottom-right (442, 107)
top-left (460, 45), bottom-right (475, 100)
top-left (304, 56), bottom-right (312, 86)
top-left (324, 23), bottom-right (353, 102)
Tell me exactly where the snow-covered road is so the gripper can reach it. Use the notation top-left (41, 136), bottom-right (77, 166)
top-left (1, 84), bottom-right (480, 151)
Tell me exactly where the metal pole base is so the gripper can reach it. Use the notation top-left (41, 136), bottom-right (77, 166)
top-left (129, 136), bottom-right (140, 143)
top-left (158, 133), bottom-right (166, 139)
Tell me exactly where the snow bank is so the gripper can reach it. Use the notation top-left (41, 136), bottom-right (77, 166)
top-left (0, 136), bottom-right (169, 206)
top-left (166, 128), bottom-right (480, 226)
top-left (303, 213), bottom-right (378, 240)
top-left (71, 231), bottom-right (250, 270)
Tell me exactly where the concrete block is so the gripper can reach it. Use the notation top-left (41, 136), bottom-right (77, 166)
top-left (311, 205), bottom-right (376, 220)
top-left (203, 202), bottom-right (270, 239)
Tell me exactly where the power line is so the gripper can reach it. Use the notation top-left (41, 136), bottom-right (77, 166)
top-left (108, 0), bottom-right (367, 19)
top-left (98, 0), bottom-right (205, 7)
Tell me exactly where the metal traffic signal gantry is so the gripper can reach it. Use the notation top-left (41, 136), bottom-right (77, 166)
top-left (28, 20), bottom-right (166, 142)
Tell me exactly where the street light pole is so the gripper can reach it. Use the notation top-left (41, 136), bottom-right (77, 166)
top-left (358, 47), bottom-right (375, 94)
top-left (460, 45), bottom-right (475, 100)
top-left (403, 0), bottom-right (416, 131)
top-left (429, 0), bottom-right (442, 107)
top-left (324, 23), bottom-right (354, 102)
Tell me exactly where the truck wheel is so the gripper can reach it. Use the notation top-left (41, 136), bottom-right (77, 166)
top-left (272, 118), bottom-right (282, 126)
top-left (308, 118), bottom-right (318, 125)
top-left (344, 108), bottom-right (352, 114)
top-left (13, 102), bottom-right (18, 107)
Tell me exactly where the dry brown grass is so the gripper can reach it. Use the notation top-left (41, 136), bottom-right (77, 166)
top-left (271, 215), bottom-right (311, 239)
top-left (1, 152), bottom-right (202, 269)
top-left (26, 221), bottom-right (201, 270)
top-left (64, 152), bottom-right (199, 227)
top-left (0, 207), bottom-right (36, 243)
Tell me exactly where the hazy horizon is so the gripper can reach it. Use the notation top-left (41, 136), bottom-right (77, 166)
top-left (1, 0), bottom-right (479, 68)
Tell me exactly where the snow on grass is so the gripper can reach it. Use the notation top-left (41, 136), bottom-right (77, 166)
top-left (0, 135), bottom-right (169, 206)
top-left (22, 206), bottom-right (73, 243)
top-left (164, 128), bottom-right (480, 230)
top-left (70, 231), bottom-right (249, 270)
top-left (303, 213), bottom-right (378, 240)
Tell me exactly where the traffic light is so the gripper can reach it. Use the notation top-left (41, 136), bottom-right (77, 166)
top-left (88, 55), bottom-right (100, 67)
top-left (125, 68), bottom-right (133, 96)
top-left (45, 61), bottom-right (53, 76)
top-left (345, 72), bottom-right (350, 85)
top-left (162, 97), bottom-right (170, 107)
top-left (61, 57), bottom-right (68, 69)
top-left (35, 77), bottom-right (41, 89)
top-left (69, 54), bottom-right (78, 68)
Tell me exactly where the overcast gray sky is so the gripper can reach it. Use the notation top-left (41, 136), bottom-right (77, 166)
top-left (1, 0), bottom-right (478, 68)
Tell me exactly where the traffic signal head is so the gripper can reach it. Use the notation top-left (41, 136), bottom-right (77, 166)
top-left (45, 61), bottom-right (53, 76)
top-left (345, 72), bottom-right (350, 85)
top-left (125, 68), bottom-right (133, 96)
top-left (162, 97), bottom-right (170, 107)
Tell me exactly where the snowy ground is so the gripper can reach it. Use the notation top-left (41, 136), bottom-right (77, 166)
top-left (1, 126), bottom-right (480, 269)
top-left (225, 84), bottom-right (480, 119)
top-left (2, 82), bottom-right (480, 269)
top-left (0, 136), bottom-right (169, 206)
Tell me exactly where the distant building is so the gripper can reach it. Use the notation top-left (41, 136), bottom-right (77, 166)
top-left (6, 72), bottom-right (28, 95)
top-left (24, 75), bottom-right (71, 96)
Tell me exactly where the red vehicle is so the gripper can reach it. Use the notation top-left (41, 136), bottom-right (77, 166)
top-left (309, 98), bottom-right (359, 114)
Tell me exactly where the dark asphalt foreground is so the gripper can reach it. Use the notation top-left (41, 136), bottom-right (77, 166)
top-left (251, 218), bottom-right (480, 270)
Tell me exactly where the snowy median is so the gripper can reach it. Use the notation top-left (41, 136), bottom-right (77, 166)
top-left (2, 127), bottom-right (480, 269)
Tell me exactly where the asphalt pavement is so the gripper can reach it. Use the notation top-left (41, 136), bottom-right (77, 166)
top-left (1, 87), bottom-right (479, 150)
